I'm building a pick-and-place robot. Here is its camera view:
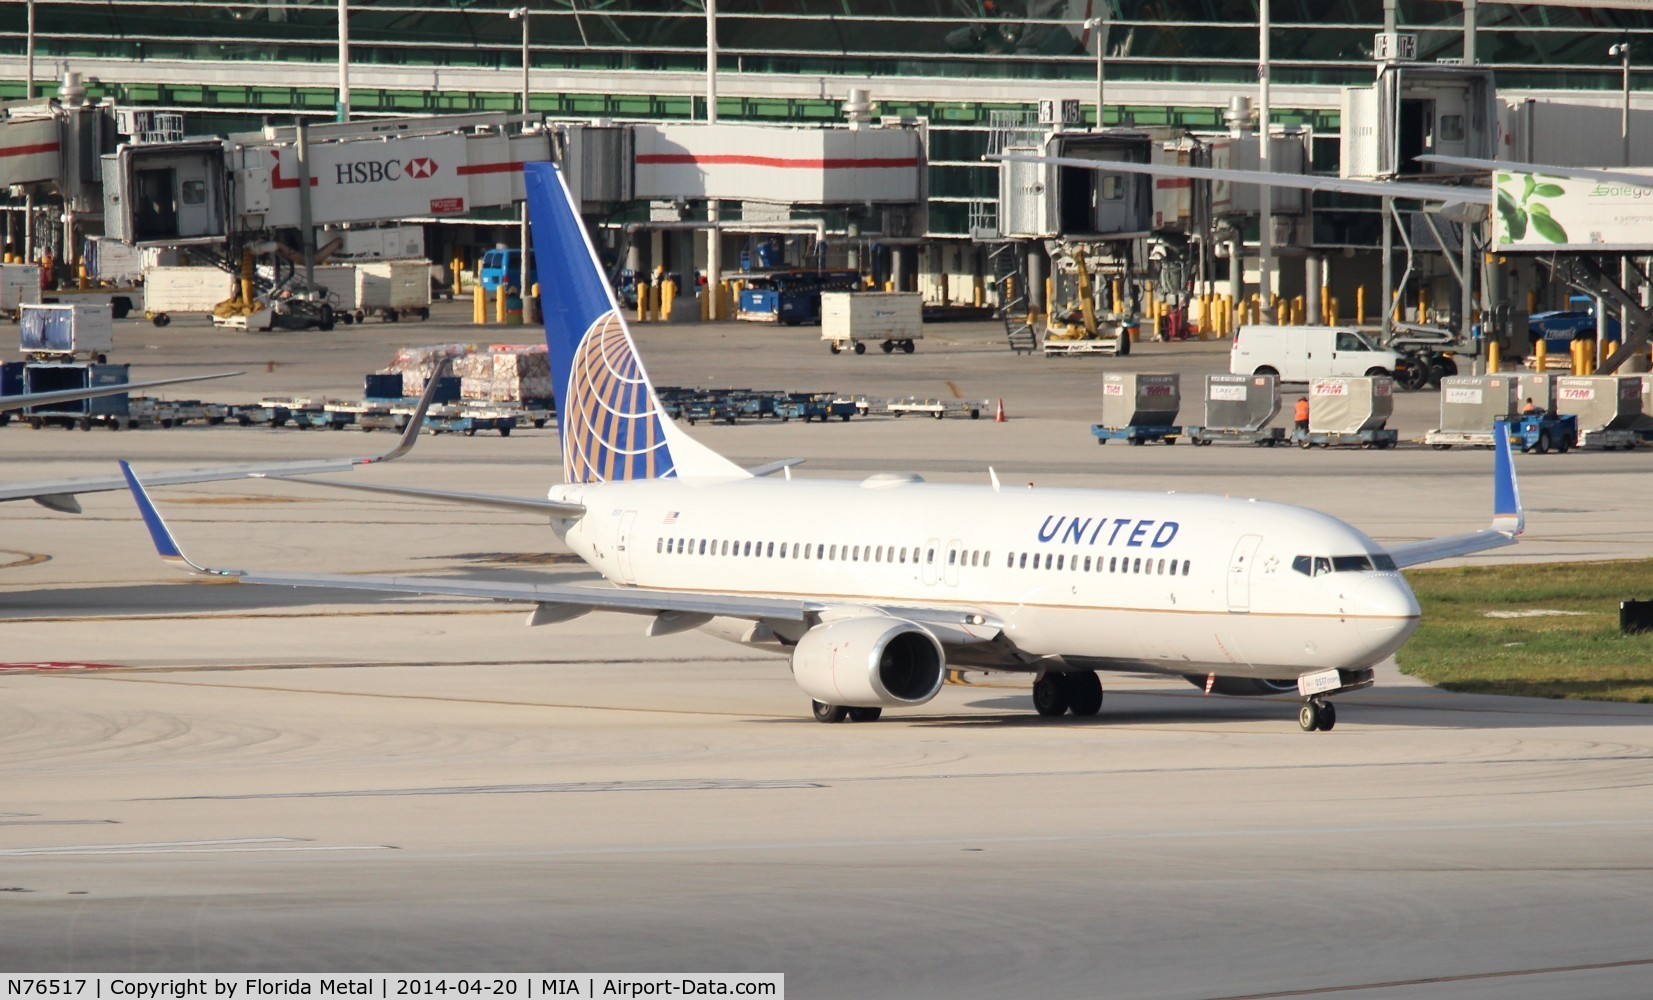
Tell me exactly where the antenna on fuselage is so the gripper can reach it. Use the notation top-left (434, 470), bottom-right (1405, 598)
top-left (988, 467), bottom-right (1001, 493)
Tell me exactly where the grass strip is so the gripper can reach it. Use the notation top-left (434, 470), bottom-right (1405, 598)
top-left (1398, 558), bottom-right (1653, 703)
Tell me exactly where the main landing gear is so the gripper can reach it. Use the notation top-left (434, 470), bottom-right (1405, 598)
top-left (1298, 699), bottom-right (1337, 732)
top-left (811, 700), bottom-right (883, 723)
top-left (1032, 671), bottom-right (1104, 717)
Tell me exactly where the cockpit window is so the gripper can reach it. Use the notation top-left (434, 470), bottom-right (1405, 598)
top-left (1294, 554), bottom-right (1387, 576)
top-left (1371, 553), bottom-right (1397, 571)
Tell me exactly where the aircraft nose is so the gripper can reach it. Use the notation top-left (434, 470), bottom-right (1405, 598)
top-left (1356, 575), bottom-right (1421, 633)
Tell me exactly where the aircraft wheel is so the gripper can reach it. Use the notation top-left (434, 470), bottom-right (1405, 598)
top-left (1066, 672), bottom-right (1103, 716)
top-left (1299, 702), bottom-right (1320, 732)
top-left (812, 700), bottom-right (850, 723)
top-left (1032, 674), bottom-right (1070, 716)
top-left (1317, 702), bottom-right (1337, 731)
top-left (847, 707), bottom-right (883, 722)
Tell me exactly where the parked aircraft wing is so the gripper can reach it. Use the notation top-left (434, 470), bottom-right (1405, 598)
top-left (1416, 154), bottom-right (1653, 188)
top-left (2, 361), bottom-right (447, 513)
top-left (0, 371), bottom-right (242, 413)
top-left (1386, 422), bottom-right (1523, 568)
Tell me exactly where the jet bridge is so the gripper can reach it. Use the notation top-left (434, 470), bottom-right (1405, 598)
top-left (101, 113), bottom-right (553, 245)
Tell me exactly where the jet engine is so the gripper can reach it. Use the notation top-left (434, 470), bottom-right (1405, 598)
top-left (1182, 674), bottom-right (1298, 696)
top-left (790, 617), bottom-right (946, 708)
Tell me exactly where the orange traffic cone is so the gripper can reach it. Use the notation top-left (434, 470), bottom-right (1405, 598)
top-left (994, 398), bottom-right (1007, 423)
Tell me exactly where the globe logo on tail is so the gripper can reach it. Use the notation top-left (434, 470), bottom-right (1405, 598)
top-left (562, 310), bottom-right (675, 483)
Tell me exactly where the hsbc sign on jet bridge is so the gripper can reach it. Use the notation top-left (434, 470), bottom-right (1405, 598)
top-left (239, 134), bottom-right (470, 225)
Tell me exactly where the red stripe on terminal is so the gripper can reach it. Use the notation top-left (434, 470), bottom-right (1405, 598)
top-left (636, 153), bottom-right (920, 169)
top-left (457, 161), bottom-right (528, 175)
top-left (1155, 178), bottom-right (1192, 189)
top-left (0, 142), bottom-right (61, 158)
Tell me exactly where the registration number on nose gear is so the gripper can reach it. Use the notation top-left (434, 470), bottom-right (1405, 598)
top-left (1297, 668), bottom-right (1344, 697)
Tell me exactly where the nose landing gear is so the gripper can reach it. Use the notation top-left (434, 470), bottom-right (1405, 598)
top-left (1298, 699), bottom-right (1337, 732)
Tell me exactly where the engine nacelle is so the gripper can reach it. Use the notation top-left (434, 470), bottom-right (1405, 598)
top-left (790, 617), bottom-right (946, 708)
top-left (1182, 674), bottom-right (1298, 697)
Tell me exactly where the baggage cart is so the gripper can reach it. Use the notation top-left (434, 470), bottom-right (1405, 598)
top-left (886, 397), bottom-right (985, 420)
top-left (1091, 423), bottom-right (1182, 445)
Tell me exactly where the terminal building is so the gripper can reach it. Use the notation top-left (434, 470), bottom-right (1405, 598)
top-left (3, 2), bottom-right (1652, 342)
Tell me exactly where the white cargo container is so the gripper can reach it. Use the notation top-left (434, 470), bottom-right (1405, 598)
top-left (143, 266), bottom-right (235, 318)
top-left (355, 260), bottom-right (432, 321)
top-left (311, 265), bottom-right (360, 313)
top-left (1, 263), bottom-right (41, 314)
top-left (20, 303), bottom-right (114, 359)
top-left (821, 291), bottom-right (922, 354)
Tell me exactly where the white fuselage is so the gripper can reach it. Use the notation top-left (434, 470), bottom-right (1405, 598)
top-left (547, 475), bottom-right (1420, 681)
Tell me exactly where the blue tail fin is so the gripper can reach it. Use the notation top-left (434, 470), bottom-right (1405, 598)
top-left (525, 162), bottom-right (744, 484)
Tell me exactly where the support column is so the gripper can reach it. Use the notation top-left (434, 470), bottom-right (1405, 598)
top-left (1025, 243), bottom-right (1045, 312)
top-left (1304, 257), bottom-right (1321, 327)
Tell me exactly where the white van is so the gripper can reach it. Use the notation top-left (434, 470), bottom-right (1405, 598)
top-left (1229, 324), bottom-right (1406, 383)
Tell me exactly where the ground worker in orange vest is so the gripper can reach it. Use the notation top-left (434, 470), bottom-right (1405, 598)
top-left (1294, 396), bottom-right (1310, 432)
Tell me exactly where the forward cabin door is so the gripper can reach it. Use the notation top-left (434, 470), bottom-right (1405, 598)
top-left (1227, 534), bottom-right (1262, 611)
top-left (615, 510), bottom-right (638, 583)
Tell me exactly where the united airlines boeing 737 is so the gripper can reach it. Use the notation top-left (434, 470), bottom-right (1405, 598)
top-left (124, 162), bottom-right (1524, 732)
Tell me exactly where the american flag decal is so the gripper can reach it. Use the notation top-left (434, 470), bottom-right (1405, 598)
top-left (663, 511), bottom-right (679, 524)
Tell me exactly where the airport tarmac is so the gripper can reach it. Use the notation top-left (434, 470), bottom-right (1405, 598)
top-left (3, 307), bottom-right (1652, 997)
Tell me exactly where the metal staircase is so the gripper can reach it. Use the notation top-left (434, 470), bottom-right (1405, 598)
top-left (991, 243), bottom-right (1038, 354)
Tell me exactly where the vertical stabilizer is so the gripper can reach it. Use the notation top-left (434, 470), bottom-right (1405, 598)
top-left (525, 162), bottom-right (746, 484)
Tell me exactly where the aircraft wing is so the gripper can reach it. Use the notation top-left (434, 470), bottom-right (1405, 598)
top-left (0, 371), bottom-right (242, 414)
top-left (255, 475), bottom-right (587, 518)
top-left (2, 361), bottom-right (448, 513)
top-left (1385, 422), bottom-right (1524, 568)
top-left (122, 461), bottom-right (1005, 645)
top-left (1416, 154), bottom-right (1653, 188)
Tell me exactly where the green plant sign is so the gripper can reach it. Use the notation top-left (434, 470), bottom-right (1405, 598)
top-left (1495, 171), bottom-right (1569, 244)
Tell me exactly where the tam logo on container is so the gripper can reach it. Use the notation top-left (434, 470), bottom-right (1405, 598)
top-left (1103, 384), bottom-right (1124, 396)
top-left (1560, 387), bottom-right (1595, 400)
top-left (1313, 381), bottom-right (1349, 396)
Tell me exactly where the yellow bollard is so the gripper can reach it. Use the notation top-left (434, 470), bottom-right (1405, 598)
top-left (1004, 276), bottom-right (1016, 302)
top-left (240, 249), bottom-right (255, 308)
top-left (661, 278), bottom-right (676, 321)
top-left (973, 273), bottom-right (985, 308)
top-left (699, 289), bottom-right (710, 322)
top-left (1487, 339), bottom-right (1501, 373)
top-left (1527, 290), bottom-right (1537, 315)
top-left (451, 256), bottom-right (465, 295)
top-left (1320, 284), bottom-right (1331, 323)
top-left (472, 285), bottom-right (486, 325)
top-left (635, 284), bottom-right (649, 324)
top-left (884, 280), bottom-right (894, 293)
top-left (1417, 288), bottom-right (1429, 325)
top-left (1152, 311), bottom-right (1162, 340)
top-left (1534, 337), bottom-right (1547, 371)
top-left (1110, 279), bottom-right (1123, 315)
top-left (1328, 295), bottom-right (1340, 326)
top-left (1044, 277), bottom-right (1054, 313)
top-left (495, 283), bottom-right (508, 324)
top-left (1356, 286), bottom-right (1366, 326)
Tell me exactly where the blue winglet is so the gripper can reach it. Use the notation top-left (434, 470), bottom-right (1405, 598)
top-left (119, 461), bottom-right (228, 576)
top-left (1490, 421), bottom-right (1524, 536)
